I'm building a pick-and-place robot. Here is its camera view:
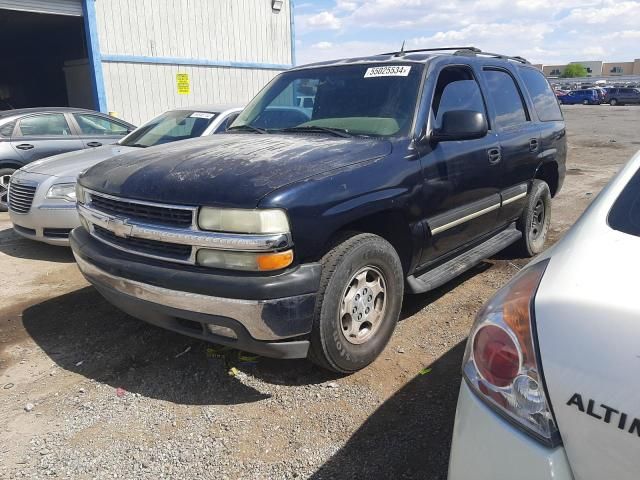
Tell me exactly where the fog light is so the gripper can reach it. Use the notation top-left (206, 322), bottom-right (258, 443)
top-left (207, 324), bottom-right (238, 339)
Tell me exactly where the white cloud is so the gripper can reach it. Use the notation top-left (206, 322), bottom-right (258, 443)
top-left (312, 41), bottom-right (334, 49)
top-left (300, 11), bottom-right (342, 31)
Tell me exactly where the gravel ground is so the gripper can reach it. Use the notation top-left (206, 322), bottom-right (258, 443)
top-left (1, 105), bottom-right (639, 479)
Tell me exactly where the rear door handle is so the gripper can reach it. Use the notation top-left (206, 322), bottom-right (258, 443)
top-left (87, 141), bottom-right (103, 147)
top-left (529, 138), bottom-right (539, 152)
top-left (16, 144), bottom-right (34, 150)
top-left (488, 147), bottom-right (501, 165)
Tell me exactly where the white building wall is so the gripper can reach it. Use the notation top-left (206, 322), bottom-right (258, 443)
top-left (93, 0), bottom-right (293, 125)
top-left (102, 62), bottom-right (277, 125)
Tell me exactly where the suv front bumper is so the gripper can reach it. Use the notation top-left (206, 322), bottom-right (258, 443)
top-left (70, 227), bottom-right (321, 359)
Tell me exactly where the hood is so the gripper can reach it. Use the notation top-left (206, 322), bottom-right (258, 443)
top-left (23, 144), bottom-right (136, 178)
top-left (79, 134), bottom-right (392, 208)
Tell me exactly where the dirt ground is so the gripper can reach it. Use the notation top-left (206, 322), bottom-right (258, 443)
top-left (1, 105), bottom-right (638, 479)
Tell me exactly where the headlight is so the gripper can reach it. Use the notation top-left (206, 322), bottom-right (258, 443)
top-left (462, 260), bottom-right (560, 447)
top-left (46, 183), bottom-right (77, 202)
top-left (198, 207), bottom-right (289, 234)
top-left (76, 183), bottom-right (87, 204)
top-left (196, 249), bottom-right (293, 271)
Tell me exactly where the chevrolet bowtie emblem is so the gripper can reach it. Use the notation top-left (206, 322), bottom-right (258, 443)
top-left (108, 217), bottom-right (133, 238)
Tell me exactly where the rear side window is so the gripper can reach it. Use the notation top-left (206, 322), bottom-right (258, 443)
top-left (520, 68), bottom-right (563, 122)
top-left (18, 114), bottom-right (72, 136)
top-left (609, 168), bottom-right (640, 237)
top-left (482, 69), bottom-right (528, 129)
top-left (73, 113), bottom-right (129, 136)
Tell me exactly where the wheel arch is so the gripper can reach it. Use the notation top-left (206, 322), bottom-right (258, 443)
top-left (534, 160), bottom-right (560, 197)
top-left (0, 159), bottom-right (25, 171)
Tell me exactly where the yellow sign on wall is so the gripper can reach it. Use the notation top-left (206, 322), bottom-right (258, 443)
top-left (176, 73), bottom-right (190, 95)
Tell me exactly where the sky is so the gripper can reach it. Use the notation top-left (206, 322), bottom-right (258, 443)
top-left (293, 0), bottom-right (640, 66)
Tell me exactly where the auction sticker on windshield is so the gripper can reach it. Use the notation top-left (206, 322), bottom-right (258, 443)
top-left (364, 66), bottom-right (412, 78)
top-left (190, 112), bottom-right (215, 120)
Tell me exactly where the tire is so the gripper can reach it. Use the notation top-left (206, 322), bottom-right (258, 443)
top-left (582, 99), bottom-right (589, 105)
top-left (516, 180), bottom-right (551, 257)
top-left (610, 98), bottom-right (618, 106)
top-left (0, 168), bottom-right (16, 212)
top-left (307, 232), bottom-right (404, 373)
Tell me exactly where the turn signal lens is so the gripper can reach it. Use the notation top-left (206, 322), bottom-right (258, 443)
top-left (257, 250), bottom-right (294, 271)
top-left (463, 259), bottom-right (560, 446)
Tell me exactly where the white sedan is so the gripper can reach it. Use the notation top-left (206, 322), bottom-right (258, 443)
top-left (448, 150), bottom-right (640, 480)
top-left (8, 105), bottom-right (242, 245)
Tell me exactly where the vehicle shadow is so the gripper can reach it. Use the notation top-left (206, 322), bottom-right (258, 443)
top-left (0, 227), bottom-right (74, 263)
top-left (21, 287), bottom-right (271, 405)
top-left (310, 341), bottom-right (466, 480)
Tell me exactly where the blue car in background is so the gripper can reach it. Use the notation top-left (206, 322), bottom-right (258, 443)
top-left (557, 89), bottom-right (602, 105)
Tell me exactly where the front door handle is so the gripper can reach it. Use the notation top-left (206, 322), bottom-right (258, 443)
top-left (16, 143), bottom-right (34, 150)
top-left (529, 138), bottom-right (539, 152)
top-left (488, 147), bottom-right (501, 165)
top-left (87, 141), bottom-right (103, 147)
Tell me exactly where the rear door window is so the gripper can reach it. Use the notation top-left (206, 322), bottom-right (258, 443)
top-left (519, 68), bottom-right (563, 122)
top-left (482, 69), bottom-right (529, 129)
top-left (609, 167), bottom-right (640, 237)
top-left (18, 114), bottom-right (72, 136)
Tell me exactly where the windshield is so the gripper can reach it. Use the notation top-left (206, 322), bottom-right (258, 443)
top-left (231, 63), bottom-right (424, 137)
top-left (120, 110), bottom-right (217, 147)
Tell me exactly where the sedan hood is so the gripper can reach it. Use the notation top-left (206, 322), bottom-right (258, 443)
top-left (79, 134), bottom-right (392, 208)
top-left (22, 144), bottom-right (136, 178)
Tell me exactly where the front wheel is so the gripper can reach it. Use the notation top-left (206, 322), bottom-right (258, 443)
top-left (583, 99), bottom-right (589, 105)
top-left (516, 180), bottom-right (551, 257)
top-left (308, 233), bottom-right (404, 373)
top-left (0, 168), bottom-right (16, 212)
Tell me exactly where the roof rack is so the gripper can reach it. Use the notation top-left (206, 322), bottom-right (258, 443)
top-left (381, 46), bottom-right (530, 65)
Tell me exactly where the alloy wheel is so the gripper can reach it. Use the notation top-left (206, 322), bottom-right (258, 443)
top-left (339, 266), bottom-right (387, 345)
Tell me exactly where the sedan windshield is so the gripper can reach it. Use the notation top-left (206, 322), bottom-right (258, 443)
top-left (120, 110), bottom-right (217, 148)
top-left (231, 63), bottom-right (424, 137)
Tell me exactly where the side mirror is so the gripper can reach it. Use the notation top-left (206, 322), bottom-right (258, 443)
top-left (432, 110), bottom-right (488, 142)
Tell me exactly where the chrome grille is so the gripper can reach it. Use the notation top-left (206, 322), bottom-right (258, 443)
top-left (8, 182), bottom-right (37, 214)
top-left (89, 192), bottom-right (194, 227)
top-left (93, 225), bottom-right (193, 261)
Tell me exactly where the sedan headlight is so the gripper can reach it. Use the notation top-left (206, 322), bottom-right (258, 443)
top-left (46, 183), bottom-right (77, 202)
top-left (198, 207), bottom-right (289, 234)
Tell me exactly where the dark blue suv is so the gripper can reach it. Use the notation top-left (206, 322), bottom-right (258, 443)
top-left (70, 47), bottom-right (566, 373)
top-left (557, 89), bottom-right (602, 105)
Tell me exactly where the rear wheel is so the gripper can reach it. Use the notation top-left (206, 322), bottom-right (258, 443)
top-left (582, 99), bottom-right (589, 105)
top-left (610, 98), bottom-right (619, 106)
top-left (516, 180), bottom-right (551, 257)
top-left (0, 168), bottom-right (16, 212)
top-left (308, 233), bottom-right (404, 373)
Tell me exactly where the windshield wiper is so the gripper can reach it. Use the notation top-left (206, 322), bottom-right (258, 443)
top-left (227, 124), bottom-right (269, 134)
top-left (278, 126), bottom-right (354, 138)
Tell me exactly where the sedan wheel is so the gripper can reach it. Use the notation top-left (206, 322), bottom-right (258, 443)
top-left (610, 98), bottom-right (618, 106)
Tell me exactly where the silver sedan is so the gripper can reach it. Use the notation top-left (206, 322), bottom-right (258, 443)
top-left (8, 105), bottom-right (242, 246)
top-left (448, 150), bottom-right (640, 479)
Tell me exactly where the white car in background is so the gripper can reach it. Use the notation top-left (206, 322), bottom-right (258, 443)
top-left (8, 105), bottom-right (242, 246)
top-left (448, 150), bottom-right (640, 480)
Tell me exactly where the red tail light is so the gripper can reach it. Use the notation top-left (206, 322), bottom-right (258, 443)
top-left (473, 325), bottom-right (521, 388)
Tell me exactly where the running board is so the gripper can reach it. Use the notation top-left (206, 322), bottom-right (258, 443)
top-left (407, 226), bottom-right (522, 294)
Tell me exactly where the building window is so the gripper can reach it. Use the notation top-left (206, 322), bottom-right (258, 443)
top-left (586, 67), bottom-right (592, 73)
top-left (611, 66), bottom-right (624, 74)
top-left (550, 69), bottom-right (561, 76)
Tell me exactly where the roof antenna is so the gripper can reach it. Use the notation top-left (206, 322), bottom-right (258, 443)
top-left (394, 41), bottom-right (405, 57)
